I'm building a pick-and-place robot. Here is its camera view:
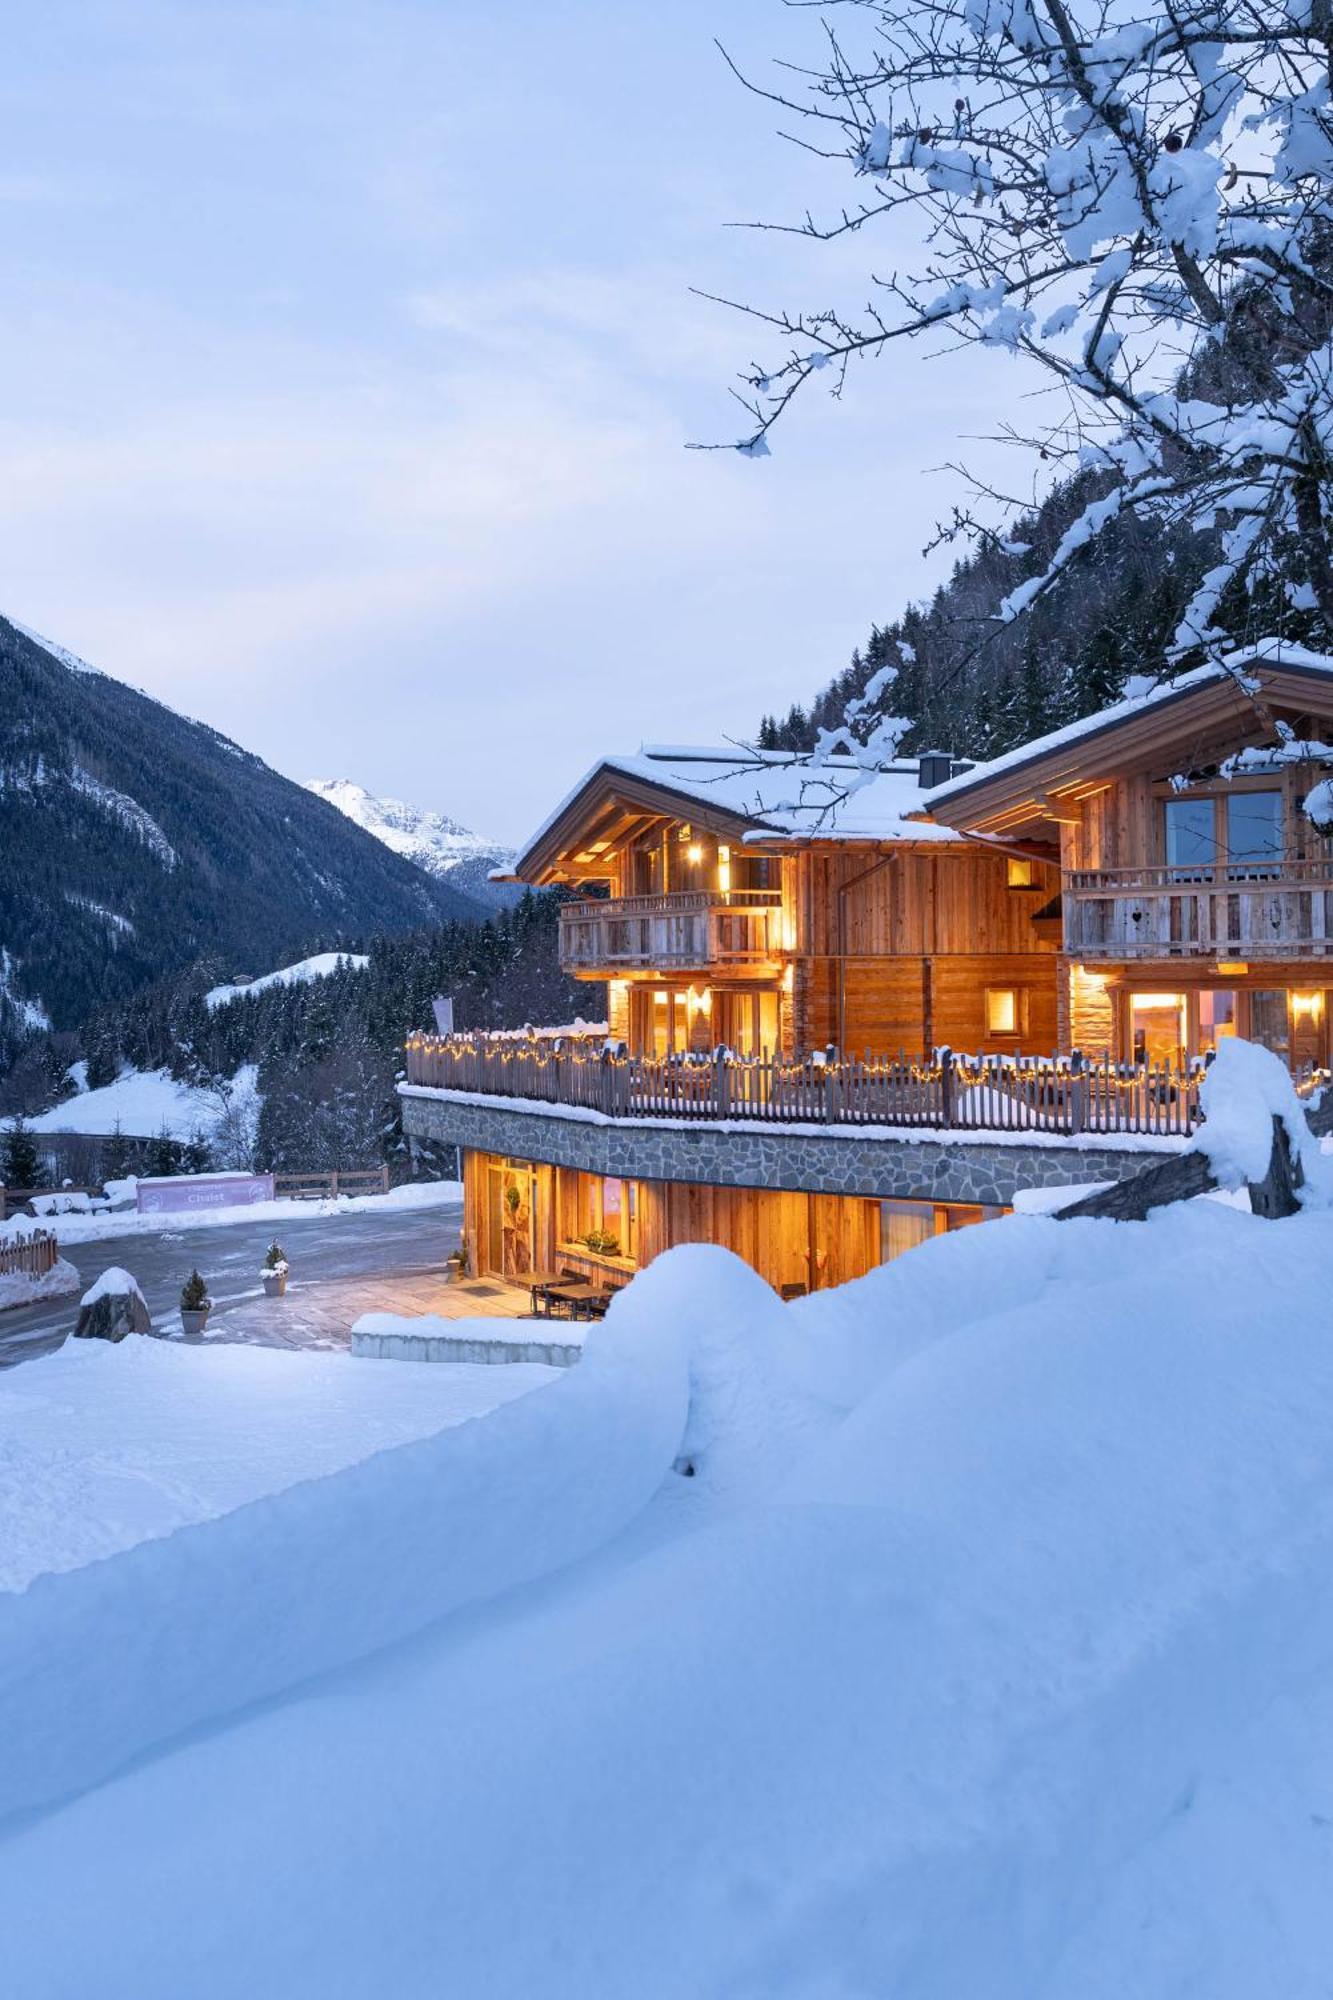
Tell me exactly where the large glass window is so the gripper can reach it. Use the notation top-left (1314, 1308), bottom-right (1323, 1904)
top-left (1164, 797), bottom-right (1217, 874)
top-left (1225, 790), bottom-right (1283, 873)
top-left (1130, 992), bottom-right (1186, 1066)
top-left (1196, 990), bottom-right (1237, 1052)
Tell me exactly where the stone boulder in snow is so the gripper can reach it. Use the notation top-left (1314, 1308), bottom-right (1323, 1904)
top-left (73, 1268), bottom-right (152, 1342)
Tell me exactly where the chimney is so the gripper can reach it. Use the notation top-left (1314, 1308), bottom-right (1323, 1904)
top-left (917, 750), bottom-right (955, 792)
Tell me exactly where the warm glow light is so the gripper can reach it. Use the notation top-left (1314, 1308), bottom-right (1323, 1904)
top-left (717, 843), bottom-right (731, 893)
top-left (986, 988), bottom-right (1018, 1035)
top-left (782, 964), bottom-right (795, 992)
top-left (1293, 991), bottom-right (1325, 1021)
top-left (1006, 857), bottom-right (1034, 888)
top-left (1216, 961), bottom-right (1250, 976)
top-left (687, 843), bottom-right (703, 865)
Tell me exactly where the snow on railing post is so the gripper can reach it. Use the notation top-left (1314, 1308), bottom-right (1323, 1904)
top-left (714, 1047), bottom-right (731, 1121)
top-left (1068, 1049), bottom-right (1086, 1137)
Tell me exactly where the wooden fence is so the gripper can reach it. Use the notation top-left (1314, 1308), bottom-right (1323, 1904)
top-left (406, 1031), bottom-right (1330, 1140)
top-left (272, 1167), bottom-right (390, 1202)
top-left (0, 1229), bottom-right (58, 1280)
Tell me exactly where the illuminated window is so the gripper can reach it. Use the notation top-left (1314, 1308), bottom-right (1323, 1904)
top-left (986, 988), bottom-right (1019, 1035)
top-left (1006, 857), bottom-right (1034, 888)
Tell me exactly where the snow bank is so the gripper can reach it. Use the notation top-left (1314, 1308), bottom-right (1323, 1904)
top-left (205, 953), bottom-right (369, 1011)
top-left (13, 1206), bottom-right (1333, 1994)
top-left (1194, 1036), bottom-right (1331, 1194)
top-left (0, 1256), bottom-right (80, 1313)
top-left (0, 1274), bottom-right (691, 1825)
top-left (4, 1174), bottom-right (462, 1247)
top-left (0, 1340), bottom-right (557, 1594)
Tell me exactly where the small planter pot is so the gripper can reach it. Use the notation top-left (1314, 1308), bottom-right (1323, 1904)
top-left (180, 1308), bottom-right (211, 1340)
top-left (262, 1272), bottom-right (288, 1299)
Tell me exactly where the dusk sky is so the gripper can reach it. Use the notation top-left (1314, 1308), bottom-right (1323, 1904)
top-left (2, 0), bottom-right (1026, 842)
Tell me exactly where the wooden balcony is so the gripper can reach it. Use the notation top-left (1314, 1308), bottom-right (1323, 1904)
top-left (406, 1033), bottom-right (1292, 1138)
top-left (1065, 861), bottom-right (1333, 959)
top-left (559, 889), bottom-right (783, 974)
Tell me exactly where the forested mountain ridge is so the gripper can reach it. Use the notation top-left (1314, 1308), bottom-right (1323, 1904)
top-left (0, 619), bottom-right (482, 1037)
top-left (757, 473), bottom-right (1249, 762)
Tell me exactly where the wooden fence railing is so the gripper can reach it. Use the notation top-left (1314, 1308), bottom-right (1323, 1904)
top-left (407, 1033), bottom-right (1321, 1139)
top-left (0, 1229), bottom-right (58, 1280)
top-left (272, 1167), bottom-right (390, 1201)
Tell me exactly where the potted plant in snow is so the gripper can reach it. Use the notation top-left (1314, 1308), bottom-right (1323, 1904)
top-left (180, 1269), bottom-right (212, 1340)
top-left (260, 1240), bottom-right (289, 1298)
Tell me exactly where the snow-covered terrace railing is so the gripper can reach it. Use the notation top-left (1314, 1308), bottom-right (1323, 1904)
top-left (560, 891), bottom-right (783, 973)
top-left (401, 1035), bottom-right (1324, 1139)
top-left (1065, 863), bottom-right (1333, 959)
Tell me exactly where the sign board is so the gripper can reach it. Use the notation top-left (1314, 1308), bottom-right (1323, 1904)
top-left (136, 1172), bottom-right (275, 1215)
top-left (432, 995), bottom-right (455, 1035)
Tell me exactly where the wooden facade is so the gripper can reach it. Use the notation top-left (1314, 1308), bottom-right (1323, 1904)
top-left (926, 648), bottom-right (1333, 1068)
top-left (460, 1148), bottom-right (999, 1297)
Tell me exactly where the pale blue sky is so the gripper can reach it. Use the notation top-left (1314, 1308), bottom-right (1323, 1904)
top-left (0, 0), bottom-right (1022, 841)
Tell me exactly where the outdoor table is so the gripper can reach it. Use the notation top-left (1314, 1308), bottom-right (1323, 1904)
top-left (542, 1282), bottom-right (602, 1320)
top-left (525, 1270), bottom-right (566, 1316)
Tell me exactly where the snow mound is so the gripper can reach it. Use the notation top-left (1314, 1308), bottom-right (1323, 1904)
top-left (10, 1209), bottom-right (1333, 1994)
top-left (1194, 1036), bottom-right (1331, 1195)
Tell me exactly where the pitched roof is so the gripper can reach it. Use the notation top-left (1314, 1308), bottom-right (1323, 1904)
top-left (514, 746), bottom-right (961, 881)
top-left (920, 638), bottom-right (1333, 833)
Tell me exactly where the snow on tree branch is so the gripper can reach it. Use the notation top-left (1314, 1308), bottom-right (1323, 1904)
top-left (706, 0), bottom-right (1333, 686)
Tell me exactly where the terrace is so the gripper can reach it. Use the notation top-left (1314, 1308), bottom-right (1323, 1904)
top-left (402, 1032), bottom-right (1316, 1139)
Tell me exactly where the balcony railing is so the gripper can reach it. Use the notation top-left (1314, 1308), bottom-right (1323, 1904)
top-left (404, 1033), bottom-right (1328, 1139)
top-left (559, 889), bottom-right (783, 973)
top-left (1065, 861), bottom-right (1333, 958)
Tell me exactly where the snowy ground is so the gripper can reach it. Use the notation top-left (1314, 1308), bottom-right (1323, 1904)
top-left (5, 1190), bottom-right (1333, 1995)
top-left (24, 1062), bottom-right (258, 1141)
top-left (0, 1189), bottom-right (463, 1367)
top-left (0, 1338), bottom-right (555, 1594)
top-left (1, 1175), bottom-right (461, 1249)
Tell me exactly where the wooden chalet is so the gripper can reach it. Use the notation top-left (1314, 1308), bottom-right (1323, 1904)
top-left (401, 638), bottom-right (1333, 1301)
top-left (923, 639), bottom-right (1333, 1070)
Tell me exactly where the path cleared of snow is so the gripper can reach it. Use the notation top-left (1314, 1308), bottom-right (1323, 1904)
top-left (0, 1337), bottom-right (556, 1595)
top-left (1, 1176), bottom-right (462, 1248)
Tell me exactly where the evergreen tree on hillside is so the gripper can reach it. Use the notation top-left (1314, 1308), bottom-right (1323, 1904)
top-left (2, 1115), bottom-right (42, 1190)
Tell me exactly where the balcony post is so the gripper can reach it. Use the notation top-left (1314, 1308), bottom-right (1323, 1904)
top-left (1068, 1048), bottom-right (1086, 1136)
top-left (714, 1048), bottom-right (731, 1121)
top-left (938, 1046), bottom-right (955, 1127)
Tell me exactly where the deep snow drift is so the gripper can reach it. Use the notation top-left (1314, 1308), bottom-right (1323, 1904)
top-left (5, 1201), bottom-right (1333, 1997)
top-left (0, 1338), bottom-right (556, 1593)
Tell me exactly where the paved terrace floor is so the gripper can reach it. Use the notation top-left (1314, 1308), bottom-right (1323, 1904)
top-left (0, 1199), bottom-right (535, 1369)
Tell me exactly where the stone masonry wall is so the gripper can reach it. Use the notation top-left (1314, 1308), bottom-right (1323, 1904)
top-left (402, 1086), bottom-right (1175, 1208)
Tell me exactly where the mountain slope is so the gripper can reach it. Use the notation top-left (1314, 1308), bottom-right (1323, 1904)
top-left (0, 620), bottom-right (480, 1029)
top-left (306, 778), bottom-right (520, 909)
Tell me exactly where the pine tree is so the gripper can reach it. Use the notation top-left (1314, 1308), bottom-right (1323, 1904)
top-left (2, 1115), bottom-right (42, 1191)
top-left (149, 1123), bottom-right (182, 1178)
top-left (103, 1119), bottom-right (134, 1181)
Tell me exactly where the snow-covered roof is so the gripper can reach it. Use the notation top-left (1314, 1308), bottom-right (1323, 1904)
top-left (515, 747), bottom-right (961, 877)
top-left (921, 637), bottom-right (1333, 812)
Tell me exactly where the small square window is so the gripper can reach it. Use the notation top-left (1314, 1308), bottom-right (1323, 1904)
top-left (986, 987), bottom-right (1020, 1035)
top-left (1006, 857), bottom-right (1034, 888)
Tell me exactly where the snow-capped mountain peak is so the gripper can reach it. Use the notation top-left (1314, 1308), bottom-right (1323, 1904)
top-left (305, 779), bottom-right (518, 905)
